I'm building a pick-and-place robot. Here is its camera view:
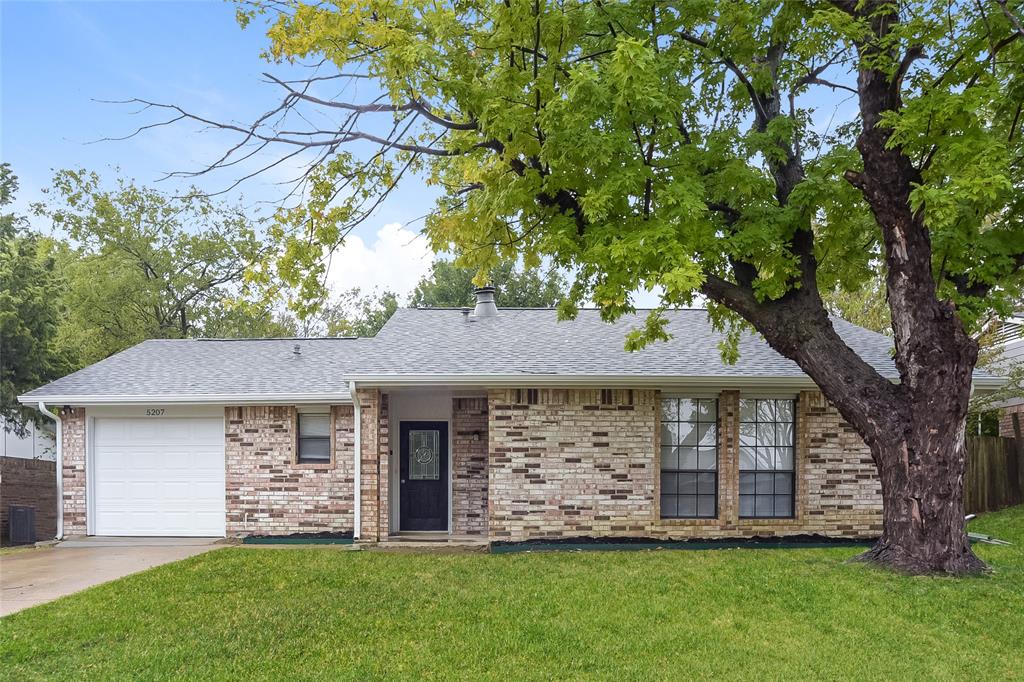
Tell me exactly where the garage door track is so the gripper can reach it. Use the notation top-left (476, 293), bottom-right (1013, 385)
top-left (1, 537), bottom-right (221, 617)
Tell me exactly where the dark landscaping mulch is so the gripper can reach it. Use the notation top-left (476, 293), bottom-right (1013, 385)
top-left (490, 534), bottom-right (877, 553)
top-left (242, 531), bottom-right (353, 545)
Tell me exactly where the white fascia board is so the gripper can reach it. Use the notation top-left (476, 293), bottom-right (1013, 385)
top-left (344, 374), bottom-right (825, 389)
top-left (349, 372), bottom-right (1008, 391)
top-left (18, 374), bottom-right (1006, 405)
top-left (17, 393), bottom-right (354, 407)
top-left (972, 376), bottom-right (1010, 393)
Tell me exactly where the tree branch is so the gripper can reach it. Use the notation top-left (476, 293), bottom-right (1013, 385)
top-left (997, 0), bottom-right (1024, 39)
top-left (676, 30), bottom-right (771, 124)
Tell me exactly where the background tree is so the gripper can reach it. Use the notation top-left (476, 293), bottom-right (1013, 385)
top-left (325, 288), bottom-right (399, 337)
top-left (410, 259), bottom-right (566, 308)
top-left (39, 170), bottom-right (273, 365)
top-left (200, 299), bottom-right (298, 339)
top-left (0, 165), bottom-right (71, 434)
top-left (138, 0), bottom-right (1024, 574)
top-left (822, 270), bottom-right (891, 336)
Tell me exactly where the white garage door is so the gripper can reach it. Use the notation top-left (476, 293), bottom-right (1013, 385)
top-left (92, 418), bottom-right (225, 536)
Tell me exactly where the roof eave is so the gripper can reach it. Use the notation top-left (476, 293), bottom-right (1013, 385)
top-left (16, 392), bottom-right (354, 407)
top-left (972, 376), bottom-right (1009, 393)
top-left (348, 372), bottom-right (1006, 391)
top-left (344, 374), bottom-right (831, 389)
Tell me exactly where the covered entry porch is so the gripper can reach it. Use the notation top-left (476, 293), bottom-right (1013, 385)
top-left (359, 387), bottom-right (489, 542)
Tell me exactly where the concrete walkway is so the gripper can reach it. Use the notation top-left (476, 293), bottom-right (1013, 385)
top-left (1, 537), bottom-right (222, 617)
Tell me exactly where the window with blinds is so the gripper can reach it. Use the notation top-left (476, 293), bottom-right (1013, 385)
top-left (297, 413), bottom-right (331, 464)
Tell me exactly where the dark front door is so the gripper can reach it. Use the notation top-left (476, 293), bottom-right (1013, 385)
top-left (399, 421), bottom-right (449, 531)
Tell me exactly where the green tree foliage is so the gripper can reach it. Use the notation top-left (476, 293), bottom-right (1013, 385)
top-left (217, 0), bottom-right (1023, 337)
top-left (38, 170), bottom-right (274, 365)
top-left (200, 300), bottom-right (298, 339)
top-left (821, 270), bottom-right (891, 335)
top-left (410, 259), bottom-right (566, 308)
top-left (279, 288), bottom-right (398, 337)
top-left (325, 288), bottom-right (399, 337)
top-left (0, 165), bottom-right (71, 434)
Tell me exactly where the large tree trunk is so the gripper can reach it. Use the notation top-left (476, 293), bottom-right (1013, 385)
top-left (857, 341), bottom-right (984, 575)
top-left (783, 304), bottom-right (984, 574)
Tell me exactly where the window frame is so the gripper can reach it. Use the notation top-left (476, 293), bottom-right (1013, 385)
top-left (295, 410), bottom-right (333, 466)
top-left (659, 396), bottom-right (719, 520)
top-left (738, 397), bottom-right (797, 519)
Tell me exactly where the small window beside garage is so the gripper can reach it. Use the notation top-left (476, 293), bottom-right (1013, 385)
top-left (297, 413), bottom-right (331, 464)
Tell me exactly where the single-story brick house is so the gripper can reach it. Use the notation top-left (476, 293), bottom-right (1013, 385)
top-left (18, 289), bottom-right (1003, 544)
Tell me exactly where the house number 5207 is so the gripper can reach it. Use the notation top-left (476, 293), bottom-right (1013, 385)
top-left (145, 408), bottom-right (166, 416)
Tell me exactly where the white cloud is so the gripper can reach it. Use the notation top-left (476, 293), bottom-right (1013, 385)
top-left (325, 222), bottom-right (434, 299)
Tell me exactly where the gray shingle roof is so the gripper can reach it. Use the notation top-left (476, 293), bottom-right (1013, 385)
top-left (357, 308), bottom-right (899, 379)
top-left (18, 338), bottom-right (364, 403)
top-left (17, 308), bottom-right (1002, 403)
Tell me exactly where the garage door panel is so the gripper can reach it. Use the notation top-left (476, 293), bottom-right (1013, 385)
top-left (93, 417), bottom-right (225, 537)
top-left (190, 419), bottom-right (225, 439)
top-left (190, 481), bottom-right (223, 498)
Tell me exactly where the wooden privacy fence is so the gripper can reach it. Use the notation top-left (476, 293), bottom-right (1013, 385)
top-left (964, 435), bottom-right (1024, 514)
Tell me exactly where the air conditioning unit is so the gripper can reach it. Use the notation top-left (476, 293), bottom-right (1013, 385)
top-left (8, 505), bottom-right (37, 545)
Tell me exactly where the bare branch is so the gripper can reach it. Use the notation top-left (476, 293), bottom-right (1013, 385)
top-left (676, 30), bottom-right (771, 125)
top-left (802, 77), bottom-right (859, 94)
top-left (261, 73), bottom-right (478, 131)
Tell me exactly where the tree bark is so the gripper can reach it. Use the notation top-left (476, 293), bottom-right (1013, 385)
top-left (859, 388), bottom-right (983, 575)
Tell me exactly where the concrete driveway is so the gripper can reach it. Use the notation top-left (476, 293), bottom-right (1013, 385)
top-left (1, 537), bottom-right (222, 617)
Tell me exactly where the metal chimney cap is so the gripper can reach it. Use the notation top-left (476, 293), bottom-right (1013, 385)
top-left (472, 285), bottom-right (498, 317)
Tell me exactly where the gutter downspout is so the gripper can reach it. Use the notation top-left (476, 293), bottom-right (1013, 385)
top-left (38, 402), bottom-right (63, 540)
top-left (350, 382), bottom-right (361, 540)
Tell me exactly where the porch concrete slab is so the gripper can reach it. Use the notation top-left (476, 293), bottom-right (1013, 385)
top-left (1, 537), bottom-right (221, 617)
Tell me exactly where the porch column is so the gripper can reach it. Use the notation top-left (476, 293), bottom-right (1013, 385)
top-left (356, 389), bottom-right (389, 541)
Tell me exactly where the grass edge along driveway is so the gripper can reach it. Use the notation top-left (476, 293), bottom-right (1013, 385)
top-left (2, 506), bottom-right (1022, 680)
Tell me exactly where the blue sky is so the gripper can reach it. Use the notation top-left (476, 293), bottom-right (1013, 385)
top-left (2, 0), bottom-right (442, 297)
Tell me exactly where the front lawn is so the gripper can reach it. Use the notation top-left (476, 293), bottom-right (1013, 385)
top-left (3, 508), bottom-right (1023, 680)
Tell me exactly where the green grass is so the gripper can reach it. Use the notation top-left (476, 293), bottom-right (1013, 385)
top-left (3, 508), bottom-right (1023, 681)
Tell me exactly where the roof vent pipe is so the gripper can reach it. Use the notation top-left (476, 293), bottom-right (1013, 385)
top-left (472, 286), bottom-right (498, 317)
top-left (293, 344), bottom-right (301, 355)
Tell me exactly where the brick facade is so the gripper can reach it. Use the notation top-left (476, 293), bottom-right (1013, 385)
top-left (356, 389), bottom-right (390, 540)
top-left (0, 456), bottom-right (57, 542)
top-left (54, 387), bottom-right (881, 542)
top-left (452, 397), bottom-right (489, 536)
top-left (796, 390), bottom-right (883, 535)
top-left (487, 388), bottom-right (882, 542)
top-left (61, 407), bottom-right (87, 535)
top-left (224, 405), bottom-right (356, 536)
top-left (999, 403), bottom-right (1024, 438)
top-left (488, 388), bottom-right (659, 540)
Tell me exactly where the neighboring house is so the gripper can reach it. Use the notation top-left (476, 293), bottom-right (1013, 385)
top-left (989, 312), bottom-right (1024, 438)
top-left (17, 289), bottom-right (1003, 543)
top-left (1, 418), bottom-right (58, 543)
top-left (2, 418), bottom-right (56, 461)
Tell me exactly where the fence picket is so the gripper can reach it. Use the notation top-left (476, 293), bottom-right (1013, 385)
top-left (965, 436), bottom-right (1024, 514)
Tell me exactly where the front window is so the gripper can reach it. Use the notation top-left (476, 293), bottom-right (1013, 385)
top-left (739, 398), bottom-right (795, 518)
top-left (660, 398), bottom-right (717, 518)
top-left (297, 413), bottom-right (331, 464)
